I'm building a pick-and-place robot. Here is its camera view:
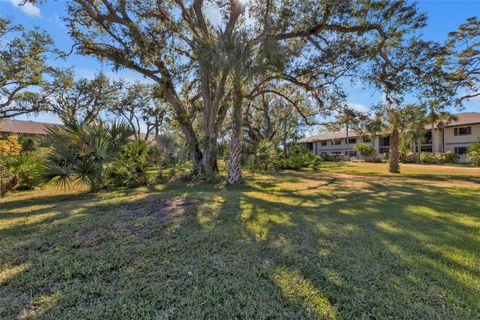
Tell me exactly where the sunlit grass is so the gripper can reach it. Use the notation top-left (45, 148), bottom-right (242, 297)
top-left (273, 268), bottom-right (338, 319)
top-left (0, 162), bottom-right (479, 319)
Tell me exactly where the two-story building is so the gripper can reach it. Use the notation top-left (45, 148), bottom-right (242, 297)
top-left (297, 112), bottom-right (480, 161)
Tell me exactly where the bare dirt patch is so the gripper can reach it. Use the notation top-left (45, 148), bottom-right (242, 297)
top-left (68, 198), bottom-right (203, 246)
top-left (123, 199), bottom-right (200, 218)
top-left (120, 198), bottom-right (202, 220)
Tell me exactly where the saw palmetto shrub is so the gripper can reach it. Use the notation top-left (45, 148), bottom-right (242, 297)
top-left (105, 140), bottom-right (152, 188)
top-left (41, 119), bottom-right (133, 192)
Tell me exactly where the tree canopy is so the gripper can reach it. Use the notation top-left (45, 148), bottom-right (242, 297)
top-left (0, 18), bottom-right (58, 118)
top-left (48, 0), bottom-right (428, 179)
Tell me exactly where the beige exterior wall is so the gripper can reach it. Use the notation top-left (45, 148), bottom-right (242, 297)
top-left (443, 123), bottom-right (480, 153)
top-left (313, 136), bottom-right (375, 158)
top-left (302, 122), bottom-right (480, 162)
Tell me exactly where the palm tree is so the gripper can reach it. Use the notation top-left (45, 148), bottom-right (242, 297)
top-left (41, 117), bottom-right (133, 192)
top-left (376, 104), bottom-right (422, 173)
top-left (425, 101), bottom-right (457, 149)
top-left (431, 111), bottom-right (457, 152)
top-left (401, 105), bottom-right (428, 163)
top-left (226, 30), bottom-right (281, 184)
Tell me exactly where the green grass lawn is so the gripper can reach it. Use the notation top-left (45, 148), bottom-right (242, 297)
top-left (1, 162), bottom-right (479, 319)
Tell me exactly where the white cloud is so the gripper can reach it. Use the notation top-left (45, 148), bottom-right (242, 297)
top-left (348, 103), bottom-right (368, 113)
top-left (8, 0), bottom-right (40, 17)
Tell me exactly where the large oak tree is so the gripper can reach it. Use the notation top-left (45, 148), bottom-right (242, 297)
top-left (25, 0), bottom-right (434, 181)
top-left (36, 0), bottom-right (421, 177)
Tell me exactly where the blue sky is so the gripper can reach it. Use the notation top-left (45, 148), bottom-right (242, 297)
top-left (1, 0), bottom-right (479, 125)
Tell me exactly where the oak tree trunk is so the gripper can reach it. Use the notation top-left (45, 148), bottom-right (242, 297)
top-left (202, 134), bottom-right (219, 174)
top-left (389, 127), bottom-right (400, 173)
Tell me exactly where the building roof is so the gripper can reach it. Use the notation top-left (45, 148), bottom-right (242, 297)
top-left (0, 119), bottom-right (59, 135)
top-left (444, 112), bottom-right (480, 127)
top-left (0, 118), bottom-right (158, 142)
top-left (297, 112), bottom-right (480, 144)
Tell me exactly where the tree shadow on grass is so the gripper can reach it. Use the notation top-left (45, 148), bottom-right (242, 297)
top-left (211, 175), bottom-right (480, 318)
top-left (0, 172), bottom-right (479, 319)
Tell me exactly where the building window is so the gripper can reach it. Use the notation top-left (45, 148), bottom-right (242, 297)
top-left (348, 138), bottom-right (357, 144)
top-left (321, 141), bottom-right (327, 146)
top-left (349, 151), bottom-right (357, 157)
top-left (364, 137), bottom-right (372, 143)
top-left (423, 131), bottom-right (432, 144)
top-left (454, 127), bottom-right (471, 136)
top-left (421, 146), bottom-right (432, 152)
top-left (333, 139), bottom-right (342, 145)
top-left (332, 151), bottom-right (341, 155)
top-left (382, 137), bottom-right (390, 146)
top-left (454, 147), bottom-right (468, 155)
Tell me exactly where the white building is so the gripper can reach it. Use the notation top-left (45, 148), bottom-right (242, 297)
top-left (297, 112), bottom-right (480, 160)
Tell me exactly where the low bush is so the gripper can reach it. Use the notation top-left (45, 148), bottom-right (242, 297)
top-left (41, 119), bottom-right (134, 192)
top-left (420, 152), bottom-right (437, 164)
top-left (1, 137), bottom-right (46, 194)
top-left (437, 151), bottom-right (459, 164)
top-left (466, 142), bottom-right (480, 166)
top-left (401, 152), bottom-right (416, 163)
top-left (420, 151), bottom-right (460, 164)
top-left (309, 156), bottom-right (323, 172)
top-left (245, 139), bottom-right (282, 173)
top-left (245, 143), bottom-right (322, 172)
top-left (10, 149), bottom-right (48, 190)
top-left (105, 140), bottom-right (152, 188)
top-left (280, 145), bottom-right (322, 170)
top-left (369, 156), bottom-right (383, 163)
top-left (354, 143), bottom-right (376, 160)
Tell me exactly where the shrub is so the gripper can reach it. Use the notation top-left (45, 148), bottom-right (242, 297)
top-left (435, 151), bottom-right (459, 164)
top-left (320, 153), bottom-right (343, 162)
top-left (420, 152), bottom-right (437, 164)
top-left (280, 145), bottom-right (322, 170)
top-left (309, 156), bottom-right (323, 172)
top-left (0, 136), bottom-right (22, 156)
top-left (105, 140), bottom-right (151, 188)
top-left (331, 154), bottom-right (344, 162)
top-left (246, 139), bottom-right (282, 172)
top-left (41, 119), bottom-right (134, 192)
top-left (401, 152), bottom-right (416, 163)
top-left (467, 142), bottom-right (480, 166)
top-left (353, 143), bottom-right (376, 160)
top-left (280, 155), bottom-right (303, 170)
top-left (8, 149), bottom-right (48, 190)
top-left (1, 136), bottom-right (23, 195)
top-left (444, 151), bottom-right (460, 163)
top-left (245, 143), bottom-right (322, 172)
top-left (419, 152), bottom-right (460, 164)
